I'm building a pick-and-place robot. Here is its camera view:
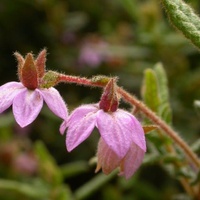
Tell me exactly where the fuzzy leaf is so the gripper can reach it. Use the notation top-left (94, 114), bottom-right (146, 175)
top-left (142, 69), bottom-right (160, 113)
top-left (154, 63), bottom-right (172, 124)
top-left (161, 0), bottom-right (200, 49)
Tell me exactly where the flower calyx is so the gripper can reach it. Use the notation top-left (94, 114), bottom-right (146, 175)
top-left (99, 78), bottom-right (119, 112)
top-left (91, 75), bottom-right (111, 86)
top-left (14, 49), bottom-right (60, 89)
top-left (40, 70), bottom-right (60, 88)
top-left (14, 49), bottom-right (47, 90)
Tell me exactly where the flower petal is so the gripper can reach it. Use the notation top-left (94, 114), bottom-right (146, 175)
top-left (125, 111), bottom-right (146, 152)
top-left (59, 120), bottom-right (68, 135)
top-left (66, 104), bottom-right (98, 152)
top-left (67, 104), bottom-right (98, 127)
top-left (39, 87), bottom-right (68, 120)
top-left (96, 138), bottom-right (121, 174)
top-left (0, 82), bottom-right (24, 113)
top-left (13, 89), bottom-right (43, 127)
top-left (96, 110), bottom-right (132, 158)
top-left (120, 142), bottom-right (145, 179)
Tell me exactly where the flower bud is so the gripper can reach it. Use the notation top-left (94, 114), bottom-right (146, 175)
top-left (21, 53), bottom-right (38, 90)
top-left (99, 78), bottom-right (119, 112)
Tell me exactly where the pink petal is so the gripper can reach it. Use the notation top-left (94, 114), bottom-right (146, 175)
top-left (125, 111), bottom-right (146, 152)
top-left (59, 120), bottom-right (68, 135)
top-left (96, 110), bottom-right (132, 158)
top-left (96, 138), bottom-right (121, 174)
top-left (39, 87), bottom-right (68, 120)
top-left (66, 104), bottom-right (98, 152)
top-left (120, 142), bottom-right (145, 179)
top-left (0, 82), bottom-right (24, 113)
top-left (67, 104), bottom-right (98, 127)
top-left (13, 89), bottom-right (43, 127)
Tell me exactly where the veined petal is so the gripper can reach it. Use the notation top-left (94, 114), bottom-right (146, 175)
top-left (39, 87), bottom-right (68, 120)
top-left (66, 105), bottom-right (98, 152)
top-left (120, 142), bottom-right (145, 179)
top-left (0, 82), bottom-right (24, 113)
top-left (60, 104), bottom-right (98, 136)
top-left (67, 104), bottom-right (98, 127)
top-left (96, 138), bottom-right (121, 174)
top-left (13, 89), bottom-right (43, 127)
top-left (97, 110), bottom-right (132, 158)
top-left (125, 111), bottom-right (146, 152)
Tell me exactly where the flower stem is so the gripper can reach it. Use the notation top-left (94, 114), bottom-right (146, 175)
top-left (57, 74), bottom-right (200, 168)
top-left (58, 74), bottom-right (106, 87)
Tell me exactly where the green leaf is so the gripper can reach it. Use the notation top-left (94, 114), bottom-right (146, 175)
top-left (142, 69), bottom-right (160, 113)
top-left (154, 63), bottom-right (172, 124)
top-left (0, 179), bottom-right (49, 199)
top-left (154, 63), bottom-right (169, 104)
top-left (142, 63), bottom-right (172, 124)
top-left (161, 0), bottom-right (200, 49)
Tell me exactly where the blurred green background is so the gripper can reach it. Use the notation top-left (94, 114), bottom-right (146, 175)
top-left (0, 0), bottom-right (199, 199)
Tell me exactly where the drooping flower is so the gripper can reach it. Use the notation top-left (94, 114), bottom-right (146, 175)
top-left (60, 79), bottom-right (146, 179)
top-left (0, 50), bottom-right (68, 127)
top-left (60, 103), bottom-right (146, 179)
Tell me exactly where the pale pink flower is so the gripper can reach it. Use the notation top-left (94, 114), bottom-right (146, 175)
top-left (60, 104), bottom-right (146, 179)
top-left (0, 50), bottom-right (68, 127)
top-left (0, 82), bottom-right (67, 127)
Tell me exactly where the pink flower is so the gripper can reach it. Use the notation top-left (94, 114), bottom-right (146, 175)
top-left (0, 82), bottom-right (68, 127)
top-left (0, 50), bottom-right (68, 127)
top-left (60, 104), bottom-right (146, 179)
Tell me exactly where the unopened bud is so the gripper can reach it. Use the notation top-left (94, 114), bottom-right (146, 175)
top-left (21, 53), bottom-right (38, 90)
top-left (99, 78), bottom-right (119, 112)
